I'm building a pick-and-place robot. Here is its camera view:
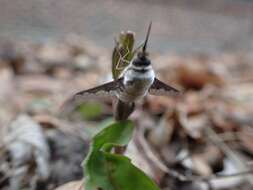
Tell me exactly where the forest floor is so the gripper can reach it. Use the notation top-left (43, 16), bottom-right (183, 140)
top-left (0, 34), bottom-right (253, 190)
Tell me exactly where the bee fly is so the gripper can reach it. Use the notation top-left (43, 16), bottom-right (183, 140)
top-left (66, 22), bottom-right (179, 120)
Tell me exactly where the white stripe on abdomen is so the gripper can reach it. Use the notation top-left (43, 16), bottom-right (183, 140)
top-left (117, 66), bottom-right (155, 102)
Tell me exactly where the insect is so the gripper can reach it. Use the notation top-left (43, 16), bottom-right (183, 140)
top-left (65, 23), bottom-right (179, 120)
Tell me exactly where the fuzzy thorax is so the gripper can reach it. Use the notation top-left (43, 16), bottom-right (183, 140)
top-left (117, 63), bottom-right (155, 103)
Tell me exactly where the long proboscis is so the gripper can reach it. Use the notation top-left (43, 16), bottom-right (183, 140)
top-left (142, 22), bottom-right (152, 53)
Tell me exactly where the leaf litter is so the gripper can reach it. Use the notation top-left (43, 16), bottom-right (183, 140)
top-left (0, 36), bottom-right (252, 190)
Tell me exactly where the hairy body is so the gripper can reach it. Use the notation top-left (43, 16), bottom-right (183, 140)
top-left (117, 64), bottom-right (155, 103)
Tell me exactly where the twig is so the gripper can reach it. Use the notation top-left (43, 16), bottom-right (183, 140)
top-left (164, 166), bottom-right (253, 183)
top-left (132, 123), bottom-right (253, 185)
top-left (204, 125), bottom-right (253, 185)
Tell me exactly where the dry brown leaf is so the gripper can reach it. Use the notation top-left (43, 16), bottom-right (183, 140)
top-left (144, 96), bottom-right (177, 114)
top-left (0, 41), bottom-right (26, 74)
top-left (36, 43), bottom-right (73, 66)
top-left (177, 95), bottom-right (208, 139)
top-left (148, 113), bottom-right (175, 147)
top-left (0, 66), bottom-right (14, 101)
top-left (3, 114), bottom-right (50, 189)
top-left (176, 59), bottom-right (223, 90)
top-left (201, 146), bottom-right (224, 173)
top-left (55, 180), bottom-right (84, 190)
top-left (16, 75), bottom-right (62, 94)
top-left (239, 126), bottom-right (253, 155)
top-left (192, 155), bottom-right (212, 176)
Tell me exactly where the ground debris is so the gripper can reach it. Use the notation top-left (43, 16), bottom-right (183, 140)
top-left (0, 38), bottom-right (253, 190)
top-left (2, 114), bottom-right (50, 190)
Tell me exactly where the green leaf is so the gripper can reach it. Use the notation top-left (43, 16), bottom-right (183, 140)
top-left (104, 153), bottom-right (160, 190)
top-left (84, 121), bottom-right (134, 190)
top-left (83, 121), bottom-right (160, 190)
top-left (92, 121), bottom-right (134, 150)
top-left (78, 102), bottom-right (102, 120)
top-left (82, 118), bottom-right (115, 138)
top-left (112, 31), bottom-right (135, 80)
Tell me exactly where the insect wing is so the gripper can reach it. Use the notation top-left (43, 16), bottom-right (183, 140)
top-left (63, 78), bottom-right (123, 111)
top-left (149, 78), bottom-right (180, 96)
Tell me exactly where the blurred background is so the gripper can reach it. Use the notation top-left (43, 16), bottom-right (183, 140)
top-left (0, 1), bottom-right (253, 190)
top-left (1, 0), bottom-right (253, 54)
